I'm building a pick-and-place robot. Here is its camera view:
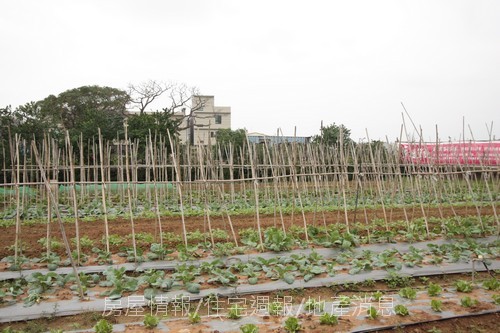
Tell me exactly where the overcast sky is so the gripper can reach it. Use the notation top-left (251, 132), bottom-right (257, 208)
top-left (1, 0), bottom-right (499, 142)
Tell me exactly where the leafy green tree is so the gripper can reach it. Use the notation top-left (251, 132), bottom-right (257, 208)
top-left (0, 105), bottom-right (14, 182)
top-left (0, 105), bottom-right (14, 142)
top-left (313, 123), bottom-right (353, 146)
top-left (356, 140), bottom-right (390, 164)
top-left (216, 129), bottom-right (246, 148)
top-left (126, 109), bottom-right (182, 170)
top-left (37, 85), bottom-right (129, 144)
top-left (2, 103), bottom-right (53, 142)
top-left (12, 101), bottom-right (61, 141)
top-left (216, 128), bottom-right (246, 159)
top-left (126, 110), bottom-right (181, 143)
top-left (1, 103), bottom-right (56, 182)
top-left (214, 129), bottom-right (247, 181)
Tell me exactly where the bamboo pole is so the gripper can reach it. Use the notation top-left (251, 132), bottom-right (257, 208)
top-left (339, 128), bottom-right (351, 233)
top-left (229, 143), bottom-right (235, 204)
top-left (365, 129), bottom-right (389, 232)
top-left (263, 138), bottom-right (286, 233)
top-left (123, 121), bottom-right (138, 260)
top-left (214, 146), bottom-right (239, 247)
top-left (65, 131), bottom-right (81, 264)
top-left (98, 128), bottom-right (110, 253)
top-left (394, 126), bottom-right (410, 229)
top-left (44, 135), bottom-right (52, 257)
top-left (79, 134), bottom-right (85, 202)
top-left (245, 133), bottom-right (264, 249)
top-left (401, 113), bottom-right (430, 238)
top-left (167, 130), bottom-right (188, 248)
top-left (196, 143), bottom-right (215, 247)
top-left (280, 130), bottom-right (309, 242)
top-left (13, 134), bottom-right (21, 265)
top-left (31, 142), bottom-right (85, 300)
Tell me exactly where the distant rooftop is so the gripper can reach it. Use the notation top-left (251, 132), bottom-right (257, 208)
top-left (247, 132), bottom-right (311, 144)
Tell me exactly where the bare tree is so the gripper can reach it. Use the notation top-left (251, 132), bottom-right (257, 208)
top-left (128, 80), bottom-right (205, 113)
top-left (128, 80), bottom-right (208, 144)
top-left (128, 80), bottom-right (171, 114)
top-left (165, 83), bottom-right (203, 114)
top-left (178, 95), bottom-right (216, 145)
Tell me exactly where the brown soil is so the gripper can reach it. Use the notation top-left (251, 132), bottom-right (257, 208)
top-left (1, 205), bottom-right (497, 260)
top-left (2, 305), bottom-right (497, 333)
top-left (1, 273), bottom-right (496, 332)
top-left (1, 205), bottom-right (498, 332)
top-left (375, 312), bottom-right (500, 333)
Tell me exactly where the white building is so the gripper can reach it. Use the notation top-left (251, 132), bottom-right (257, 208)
top-left (175, 95), bottom-right (231, 145)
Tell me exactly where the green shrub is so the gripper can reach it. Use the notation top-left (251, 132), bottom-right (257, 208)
top-left (431, 299), bottom-right (442, 312)
top-left (73, 235), bottom-right (94, 248)
top-left (427, 283), bottom-right (442, 296)
top-left (188, 312), bottom-right (201, 324)
top-left (385, 272), bottom-right (414, 288)
top-left (367, 306), bottom-right (378, 319)
top-left (304, 298), bottom-right (324, 312)
top-left (483, 278), bottom-right (499, 291)
top-left (143, 314), bottom-right (160, 329)
top-left (372, 291), bottom-right (383, 301)
top-left (338, 295), bottom-right (351, 307)
top-left (284, 317), bottom-right (301, 333)
top-left (398, 287), bottom-right (417, 300)
top-left (455, 280), bottom-right (473, 293)
top-left (264, 227), bottom-right (293, 252)
top-left (319, 313), bottom-right (338, 325)
top-left (94, 319), bottom-right (113, 333)
top-left (460, 296), bottom-right (478, 307)
top-left (240, 324), bottom-right (259, 333)
top-left (394, 304), bottom-right (409, 316)
top-left (269, 301), bottom-right (283, 316)
top-left (37, 237), bottom-right (63, 250)
top-left (228, 304), bottom-right (242, 319)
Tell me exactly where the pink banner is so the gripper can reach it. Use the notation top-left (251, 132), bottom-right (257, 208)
top-left (400, 142), bottom-right (500, 166)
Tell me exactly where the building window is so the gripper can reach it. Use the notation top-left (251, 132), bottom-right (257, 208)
top-left (210, 131), bottom-right (217, 138)
top-left (215, 114), bottom-right (222, 124)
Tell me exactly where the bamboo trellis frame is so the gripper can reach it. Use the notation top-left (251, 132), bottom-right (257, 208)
top-left (0, 127), bottom-right (498, 262)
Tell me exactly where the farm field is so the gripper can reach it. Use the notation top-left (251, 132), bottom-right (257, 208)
top-left (0, 137), bottom-right (499, 332)
top-left (1, 204), bottom-right (498, 331)
top-left (0, 205), bottom-right (496, 261)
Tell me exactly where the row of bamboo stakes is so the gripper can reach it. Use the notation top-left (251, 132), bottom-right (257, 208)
top-left (0, 125), bottom-right (499, 299)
